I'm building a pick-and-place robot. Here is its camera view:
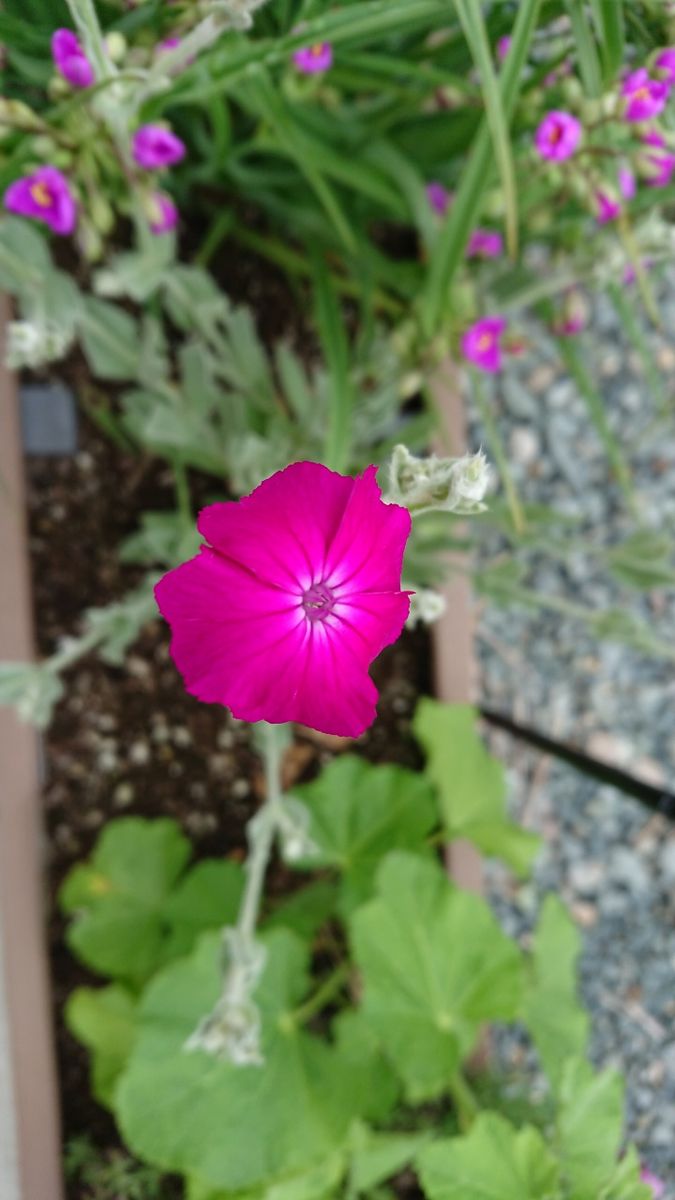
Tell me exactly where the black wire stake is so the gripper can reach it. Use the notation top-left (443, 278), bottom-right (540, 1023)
top-left (479, 707), bottom-right (675, 823)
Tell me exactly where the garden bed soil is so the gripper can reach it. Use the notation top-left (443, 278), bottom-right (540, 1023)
top-left (26, 407), bottom-right (432, 1194)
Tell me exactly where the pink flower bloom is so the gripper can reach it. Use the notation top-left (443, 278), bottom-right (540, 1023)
top-left (595, 189), bottom-right (621, 224)
top-left (640, 1168), bottom-right (665, 1199)
top-left (496, 36), bottom-right (511, 63)
top-left (132, 124), bottom-right (186, 169)
top-left (155, 462), bottom-right (412, 737)
top-left (461, 316), bottom-right (506, 373)
top-left (293, 42), bottom-right (333, 74)
top-left (534, 110), bottom-right (582, 161)
top-left (147, 191), bottom-right (178, 234)
top-left (426, 181), bottom-right (452, 216)
top-left (622, 69), bottom-right (669, 122)
top-left (3, 165), bottom-right (76, 235)
top-left (467, 228), bottom-right (503, 259)
top-left (642, 128), bottom-right (667, 147)
top-left (655, 47), bottom-right (675, 85)
top-left (619, 165), bottom-right (636, 199)
top-left (51, 28), bottom-right (94, 88)
top-left (157, 36), bottom-right (180, 53)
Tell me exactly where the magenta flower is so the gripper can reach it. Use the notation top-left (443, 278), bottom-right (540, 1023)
top-left (467, 228), bottom-right (503, 259)
top-left (655, 47), bottom-right (675, 85)
top-left (461, 316), bottom-right (506, 373)
top-left (157, 36), bottom-right (180, 53)
top-left (147, 192), bottom-right (178, 234)
top-left (534, 110), bottom-right (582, 161)
top-left (51, 28), bottom-right (94, 88)
top-left (640, 1168), bottom-right (665, 1199)
top-left (496, 36), bottom-right (511, 63)
top-left (619, 165), bottom-right (636, 200)
top-left (293, 42), bottom-right (333, 74)
top-left (622, 69), bottom-right (669, 122)
top-left (426, 181), bottom-right (452, 216)
top-left (642, 128), bottom-right (667, 148)
top-left (155, 462), bottom-right (412, 738)
top-left (594, 189), bottom-right (621, 224)
top-left (132, 124), bottom-right (186, 169)
top-left (4, 166), bottom-right (76, 235)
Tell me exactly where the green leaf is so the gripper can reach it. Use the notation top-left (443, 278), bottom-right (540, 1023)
top-left (187, 1148), bottom-right (345, 1200)
top-left (162, 860), bottom-right (245, 962)
top-left (421, 0), bottom-right (541, 335)
top-left (0, 215), bottom-right (50, 294)
top-left (263, 880), bottom-right (339, 940)
top-left (606, 532), bottom-right (675, 590)
top-left (590, 0), bottom-right (624, 86)
top-left (79, 298), bottom-right (141, 381)
top-left (417, 1113), bottom-right (559, 1200)
top-left (524, 896), bottom-right (589, 1089)
top-left (0, 661), bottom-right (64, 728)
top-left (60, 818), bottom-right (191, 985)
top-left (293, 756), bottom-right (437, 913)
top-left (557, 1058), bottom-right (625, 1198)
top-left (65, 985), bottom-right (137, 1110)
top-left (453, 0), bottom-right (518, 257)
top-left (565, 0), bottom-right (602, 96)
top-left (119, 511), bottom-right (201, 568)
top-left (333, 1011), bottom-right (400, 1122)
top-left (312, 255), bottom-right (354, 472)
top-left (413, 700), bottom-right (539, 876)
top-left (116, 930), bottom-right (367, 1191)
top-left (349, 1126), bottom-right (431, 1194)
top-left (350, 852), bottom-right (524, 1101)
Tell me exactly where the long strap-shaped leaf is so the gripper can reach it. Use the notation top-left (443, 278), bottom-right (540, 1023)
top-left (590, 0), bottom-right (625, 86)
top-left (565, 0), bottom-right (603, 96)
top-left (421, 0), bottom-right (542, 338)
top-left (452, 0), bottom-right (518, 260)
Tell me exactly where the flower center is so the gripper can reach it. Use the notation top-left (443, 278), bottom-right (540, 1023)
top-left (477, 333), bottom-right (494, 352)
top-left (310, 43), bottom-right (326, 56)
top-left (302, 582), bottom-right (335, 622)
top-left (30, 181), bottom-right (53, 208)
top-left (548, 122), bottom-right (563, 144)
top-left (633, 86), bottom-right (651, 101)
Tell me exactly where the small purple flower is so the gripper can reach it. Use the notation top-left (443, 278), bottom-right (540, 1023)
top-left (461, 316), bottom-right (506, 374)
top-left (655, 47), bottom-right (675, 86)
top-left (51, 28), bottom-right (94, 89)
top-left (157, 36), bottom-right (181, 54)
top-left (640, 1168), bottom-right (665, 1199)
top-left (622, 69), bottom-right (669, 122)
top-left (534, 110), bottom-right (582, 161)
top-left (3, 165), bottom-right (76, 235)
top-left (496, 36), bottom-right (511, 63)
top-left (132, 124), bottom-right (186, 170)
top-left (148, 192), bottom-right (178, 234)
top-left (642, 128), bottom-right (666, 147)
top-left (293, 42), bottom-right (333, 74)
top-left (595, 189), bottom-right (621, 224)
top-left (619, 165), bottom-right (636, 200)
top-left (467, 228), bottom-right (503, 259)
top-left (644, 149), bottom-right (675, 187)
top-left (426, 181), bottom-right (453, 217)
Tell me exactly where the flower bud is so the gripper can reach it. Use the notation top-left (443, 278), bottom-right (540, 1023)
top-left (104, 31), bottom-right (127, 63)
top-left (5, 320), bottom-right (73, 370)
top-left (388, 445), bottom-right (490, 515)
top-left (406, 589), bottom-right (447, 629)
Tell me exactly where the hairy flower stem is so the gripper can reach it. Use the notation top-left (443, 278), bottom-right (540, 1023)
top-left (448, 1070), bottom-right (480, 1132)
top-left (65, 0), bottom-right (114, 82)
top-left (237, 722), bottom-right (287, 945)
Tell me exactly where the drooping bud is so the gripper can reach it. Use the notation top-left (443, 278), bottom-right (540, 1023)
top-left (388, 444), bottom-right (490, 515)
top-left (406, 589), bottom-right (447, 629)
top-left (185, 928), bottom-right (267, 1065)
top-left (5, 320), bottom-right (73, 370)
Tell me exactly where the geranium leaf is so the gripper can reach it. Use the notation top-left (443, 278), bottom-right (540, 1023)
top-left (65, 985), bottom-right (137, 1110)
top-left (349, 852), bottom-right (524, 1101)
top-left (524, 896), bottom-right (589, 1088)
top-left (293, 756), bottom-right (437, 913)
top-left (417, 1113), bottom-right (559, 1200)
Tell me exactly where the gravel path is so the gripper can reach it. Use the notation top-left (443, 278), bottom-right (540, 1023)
top-left (470, 271), bottom-right (675, 1188)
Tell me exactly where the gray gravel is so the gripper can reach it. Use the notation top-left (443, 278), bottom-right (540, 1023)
top-left (468, 270), bottom-right (675, 1189)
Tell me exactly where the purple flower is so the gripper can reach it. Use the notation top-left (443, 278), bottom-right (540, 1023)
top-left (467, 228), bottom-right (503, 259)
top-left (642, 128), bottom-right (666, 147)
top-left (3, 165), bottom-right (76, 235)
top-left (132, 124), bottom-right (186, 170)
top-left (640, 1168), bottom-right (665, 1199)
top-left (157, 36), bottom-right (181, 53)
top-left (595, 189), bottom-right (621, 224)
top-left (622, 69), bottom-right (669, 122)
top-left (655, 47), bottom-right (675, 85)
top-left (619, 165), bottom-right (636, 199)
top-left (51, 28), bottom-right (94, 89)
top-left (148, 191), bottom-right (178, 234)
top-left (496, 36), bottom-right (511, 63)
top-left (534, 110), bottom-right (582, 161)
top-left (426, 181), bottom-right (452, 216)
top-left (644, 148), bottom-right (675, 187)
top-left (461, 316), bottom-right (506, 373)
top-left (293, 42), bottom-right (333, 74)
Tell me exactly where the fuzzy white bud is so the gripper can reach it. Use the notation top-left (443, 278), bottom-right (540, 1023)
top-left (5, 320), bottom-right (73, 370)
top-left (406, 589), bottom-right (447, 629)
top-left (388, 444), bottom-right (490, 515)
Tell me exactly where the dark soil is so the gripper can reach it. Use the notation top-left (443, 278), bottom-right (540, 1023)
top-left (25, 407), bottom-right (431, 1196)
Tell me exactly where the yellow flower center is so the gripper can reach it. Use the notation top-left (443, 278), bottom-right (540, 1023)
top-left (310, 43), bottom-right (326, 56)
top-left (30, 181), bottom-right (52, 208)
top-left (548, 123), bottom-right (563, 144)
top-left (633, 86), bottom-right (650, 101)
top-left (477, 333), bottom-right (494, 351)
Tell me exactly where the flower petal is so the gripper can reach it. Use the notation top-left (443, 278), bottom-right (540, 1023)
top-left (324, 466), bottom-right (411, 595)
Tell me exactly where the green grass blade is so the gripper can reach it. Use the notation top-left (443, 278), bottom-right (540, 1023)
top-left (312, 255), bottom-right (354, 473)
top-left (420, 0), bottom-right (542, 338)
top-left (452, 0), bottom-right (518, 259)
top-left (605, 280), bottom-right (669, 417)
top-left (590, 0), bottom-right (625, 86)
top-left (565, 0), bottom-right (602, 96)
